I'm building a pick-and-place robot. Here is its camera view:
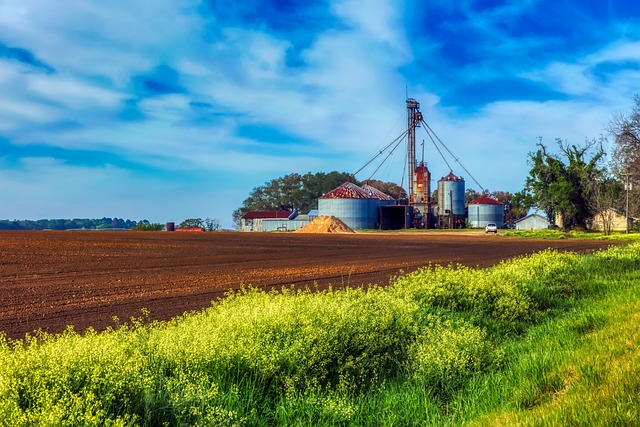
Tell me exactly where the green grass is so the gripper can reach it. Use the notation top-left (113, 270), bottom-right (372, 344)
top-left (502, 229), bottom-right (640, 241)
top-left (1, 243), bottom-right (639, 426)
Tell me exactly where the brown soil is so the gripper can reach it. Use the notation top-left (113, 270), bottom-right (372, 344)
top-left (0, 230), bottom-right (618, 340)
top-left (294, 216), bottom-right (355, 233)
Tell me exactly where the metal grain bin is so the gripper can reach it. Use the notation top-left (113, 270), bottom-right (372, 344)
top-left (437, 172), bottom-right (465, 215)
top-left (468, 196), bottom-right (504, 228)
top-left (362, 183), bottom-right (396, 224)
top-left (318, 182), bottom-right (379, 230)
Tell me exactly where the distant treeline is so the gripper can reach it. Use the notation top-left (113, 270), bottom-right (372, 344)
top-left (0, 217), bottom-right (145, 230)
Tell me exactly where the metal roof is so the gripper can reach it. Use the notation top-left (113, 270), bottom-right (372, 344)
top-left (439, 171), bottom-right (464, 182)
top-left (361, 184), bottom-right (395, 200)
top-left (320, 182), bottom-right (373, 199)
top-left (514, 213), bottom-right (549, 224)
top-left (241, 210), bottom-right (292, 220)
top-left (469, 195), bottom-right (503, 205)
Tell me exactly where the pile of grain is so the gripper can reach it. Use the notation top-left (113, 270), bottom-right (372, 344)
top-left (294, 216), bottom-right (355, 233)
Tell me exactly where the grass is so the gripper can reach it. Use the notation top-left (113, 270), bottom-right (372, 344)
top-left (1, 243), bottom-right (639, 426)
top-left (502, 228), bottom-right (640, 241)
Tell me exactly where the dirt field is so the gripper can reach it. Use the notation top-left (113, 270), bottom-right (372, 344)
top-left (0, 230), bottom-right (617, 340)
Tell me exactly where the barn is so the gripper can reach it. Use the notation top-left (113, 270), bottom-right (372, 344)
top-left (514, 213), bottom-right (550, 230)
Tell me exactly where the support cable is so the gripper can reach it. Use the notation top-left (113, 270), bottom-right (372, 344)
top-left (366, 135), bottom-right (406, 181)
top-left (352, 128), bottom-right (409, 179)
top-left (420, 119), bottom-right (485, 192)
top-left (423, 126), bottom-right (453, 171)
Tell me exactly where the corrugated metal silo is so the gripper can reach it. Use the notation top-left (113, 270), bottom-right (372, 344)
top-left (468, 195), bottom-right (504, 228)
top-left (318, 182), bottom-right (379, 230)
top-left (362, 183), bottom-right (396, 226)
top-left (437, 171), bottom-right (465, 228)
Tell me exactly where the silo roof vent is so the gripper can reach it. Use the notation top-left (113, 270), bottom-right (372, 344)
top-left (469, 195), bottom-right (503, 205)
top-left (439, 171), bottom-right (464, 182)
top-left (361, 184), bottom-right (395, 200)
top-left (320, 182), bottom-right (372, 199)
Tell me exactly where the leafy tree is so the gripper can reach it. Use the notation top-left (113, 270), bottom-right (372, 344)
top-left (178, 218), bottom-right (205, 229)
top-left (464, 188), bottom-right (482, 205)
top-left (512, 190), bottom-right (533, 222)
top-left (520, 138), bottom-right (606, 230)
top-left (590, 177), bottom-right (625, 235)
top-left (607, 94), bottom-right (640, 216)
top-left (133, 223), bottom-right (164, 231)
top-left (204, 218), bottom-right (221, 232)
top-left (365, 179), bottom-right (406, 199)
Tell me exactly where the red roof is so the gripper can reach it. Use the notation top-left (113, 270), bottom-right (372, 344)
top-left (320, 182), bottom-right (372, 199)
top-left (361, 184), bottom-right (395, 200)
top-left (175, 227), bottom-right (205, 232)
top-left (469, 195), bottom-right (503, 205)
top-left (241, 210), bottom-right (292, 220)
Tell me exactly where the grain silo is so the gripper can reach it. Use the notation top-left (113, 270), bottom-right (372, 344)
top-left (437, 171), bottom-right (465, 228)
top-left (468, 195), bottom-right (504, 228)
top-left (318, 182), bottom-right (379, 230)
top-left (362, 183), bottom-right (397, 226)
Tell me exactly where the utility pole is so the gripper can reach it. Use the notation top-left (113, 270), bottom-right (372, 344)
top-left (624, 173), bottom-right (632, 234)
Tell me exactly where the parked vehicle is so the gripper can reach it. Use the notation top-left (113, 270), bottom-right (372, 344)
top-left (485, 223), bottom-right (498, 233)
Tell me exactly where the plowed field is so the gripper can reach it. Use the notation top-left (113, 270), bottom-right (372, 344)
top-left (0, 231), bottom-right (616, 340)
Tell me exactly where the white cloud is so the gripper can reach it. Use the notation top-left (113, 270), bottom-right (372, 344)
top-left (332, 0), bottom-right (408, 53)
top-left (28, 74), bottom-right (124, 109)
top-left (587, 40), bottom-right (640, 63)
top-left (521, 40), bottom-right (640, 105)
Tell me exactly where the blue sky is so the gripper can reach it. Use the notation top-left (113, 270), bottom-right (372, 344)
top-left (1, 0), bottom-right (640, 227)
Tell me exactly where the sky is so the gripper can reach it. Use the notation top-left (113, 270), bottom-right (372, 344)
top-left (2, 0), bottom-right (640, 228)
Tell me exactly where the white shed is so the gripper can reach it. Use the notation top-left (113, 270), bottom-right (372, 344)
top-left (514, 214), bottom-right (550, 230)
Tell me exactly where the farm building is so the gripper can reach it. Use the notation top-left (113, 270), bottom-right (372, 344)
top-left (240, 211), bottom-right (292, 232)
top-left (514, 213), bottom-right (550, 230)
top-left (260, 211), bottom-right (318, 232)
top-left (591, 208), bottom-right (637, 232)
top-left (240, 210), bottom-right (319, 232)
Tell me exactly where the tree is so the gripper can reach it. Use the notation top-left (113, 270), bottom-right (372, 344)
top-left (590, 177), bottom-right (625, 235)
top-left (204, 218), bottom-right (221, 232)
top-left (512, 190), bottom-right (534, 221)
top-left (607, 94), bottom-right (640, 216)
top-left (521, 138), bottom-right (606, 230)
top-left (133, 223), bottom-right (164, 231)
top-left (365, 179), bottom-right (406, 199)
top-left (232, 171), bottom-right (354, 227)
top-left (464, 188), bottom-right (482, 205)
top-left (179, 218), bottom-right (205, 229)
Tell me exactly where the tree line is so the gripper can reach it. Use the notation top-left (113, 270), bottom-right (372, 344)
top-left (0, 217), bottom-right (224, 232)
top-left (0, 217), bottom-right (141, 230)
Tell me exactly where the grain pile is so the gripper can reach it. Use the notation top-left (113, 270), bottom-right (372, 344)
top-left (294, 216), bottom-right (355, 233)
